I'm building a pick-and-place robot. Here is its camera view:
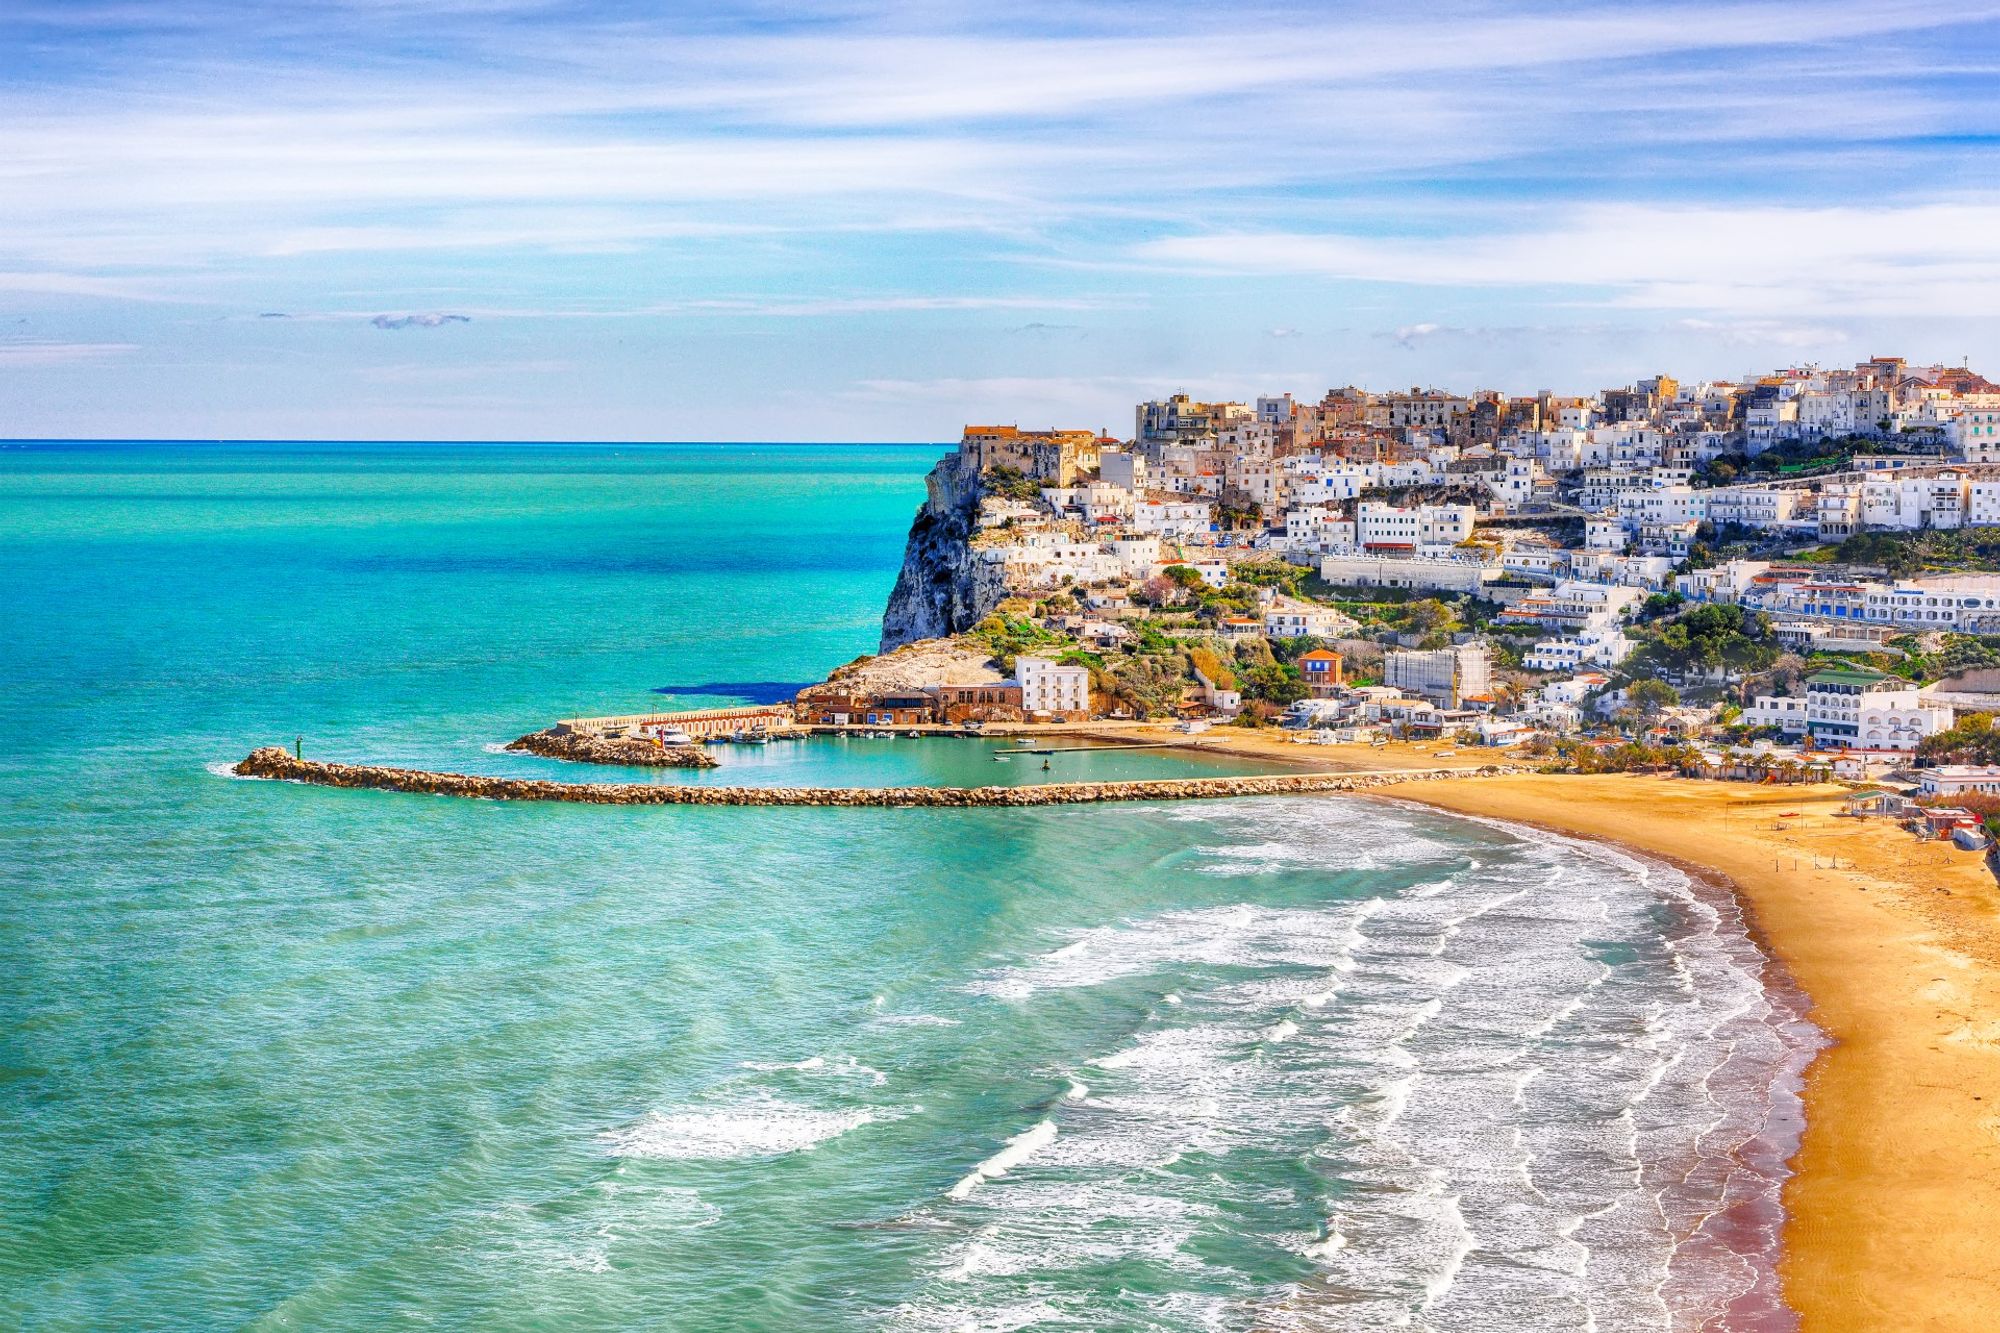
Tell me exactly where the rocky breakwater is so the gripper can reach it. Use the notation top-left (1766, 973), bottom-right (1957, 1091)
top-left (879, 451), bottom-right (1011, 651)
top-left (232, 746), bottom-right (1522, 807)
top-left (506, 726), bottom-right (718, 769)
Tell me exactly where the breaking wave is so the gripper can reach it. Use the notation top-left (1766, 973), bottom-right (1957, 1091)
top-left (902, 798), bottom-right (1819, 1331)
top-left (601, 1092), bottom-right (885, 1161)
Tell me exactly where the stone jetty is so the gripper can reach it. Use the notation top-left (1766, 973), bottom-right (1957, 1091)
top-left (233, 746), bottom-right (1517, 808)
top-left (506, 726), bottom-right (717, 769)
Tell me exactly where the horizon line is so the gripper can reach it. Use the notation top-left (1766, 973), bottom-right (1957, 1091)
top-left (0, 437), bottom-right (956, 448)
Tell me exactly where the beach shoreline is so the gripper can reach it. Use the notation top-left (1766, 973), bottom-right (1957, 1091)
top-left (1373, 770), bottom-right (2000, 1333)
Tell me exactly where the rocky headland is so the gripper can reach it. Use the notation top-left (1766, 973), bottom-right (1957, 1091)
top-left (799, 637), bottom-right (1007, 703)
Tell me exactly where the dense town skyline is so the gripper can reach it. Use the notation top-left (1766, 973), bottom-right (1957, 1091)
top-left (3, 0), bottom-right (1999, 441)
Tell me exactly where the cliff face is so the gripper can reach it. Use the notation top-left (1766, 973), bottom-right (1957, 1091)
top-left (879, 453), bottom-right (1010, 651)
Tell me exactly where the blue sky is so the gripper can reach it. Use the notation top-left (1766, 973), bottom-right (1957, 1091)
top-left (2, 0), bottom-right (1998, 441)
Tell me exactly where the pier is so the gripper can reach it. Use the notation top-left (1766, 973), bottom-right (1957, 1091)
top-left (232, 747), bottom-right (1517, 807)
top-left (1000, 742), bottom-right (1190, 756)
top-left (561, 705), bottom-right (797, 739)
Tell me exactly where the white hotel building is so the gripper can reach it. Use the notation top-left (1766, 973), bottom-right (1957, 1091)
top-left (1742, 671), bottom-right (1951, 753)
top-left (1352, 501), bottom-right (1476, 554)
top-left (1015, 656), bottom-right (1092, 720)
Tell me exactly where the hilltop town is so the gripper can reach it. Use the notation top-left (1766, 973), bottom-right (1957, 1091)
top-left (814, 356), bottom-right (2000, 804)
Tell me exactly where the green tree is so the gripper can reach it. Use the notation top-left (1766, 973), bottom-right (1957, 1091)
top-left (1233, 638), bottom-right (1277, 669)
top-left (1638, 603), bottom-right (1775, 674)
top-left (1920, 712), bottom-right (2000, 765)
top-left (968, 613), bottom-right (1065, 671)
top-left (1403, 598), bottom-right (1459, 637)
top-left (1627, 677), bottom-right (1681, 717)
top-left (980, 466), bottom-right (1042, 501)
top-left (1241, 663), bottom-right (1308, 706)
top-left (1104, 655), bottom-right (1188, 719)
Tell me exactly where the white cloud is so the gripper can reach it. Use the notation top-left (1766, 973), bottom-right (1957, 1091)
top-left (1137, 201), bottom-right (2000, 316)
top-left (248, 294), bottom-right (1128, 323)
top-left (842, 371), bottom-right (1317, 427)
top-left (0, 339), bottom-right (139, 366)
top-left (370, 312), bottom-right (471, 329)
top-left (0, 0), bottom-right (1992, 277)
top-left (0, 270), bottom-right (173, 301)
top-left (401, 1), bottom-right (2000, 131)
top-left (0, 0), bottom-right (1996, 434)
top-left (673, 295), bottom-right (1127, 318)
top-left (1669, 318), bottom-right (1850, 348)
top-left (1390, 322), bottom-right (1448, 348)
top-left (359, 358), bottom-right (570, 383)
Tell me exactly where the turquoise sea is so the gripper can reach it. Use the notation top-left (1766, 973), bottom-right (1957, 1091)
top-left (2, 443), bottom-right (1814, 1331)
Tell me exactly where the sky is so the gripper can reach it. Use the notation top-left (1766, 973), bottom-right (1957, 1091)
top-left (2, 0), bottom-right (1998, 442)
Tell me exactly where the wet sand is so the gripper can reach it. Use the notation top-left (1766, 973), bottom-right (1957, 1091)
top-left (1379, 772), bottom-right (2000, 1333)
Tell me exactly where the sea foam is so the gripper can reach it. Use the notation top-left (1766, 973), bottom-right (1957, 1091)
top-left (948, 1120), bottom-right (1058, 1201)
top-left (902, 800), bottom-right (1817, 1332)
top-left (601, 1093), bottom-right (882, 1160)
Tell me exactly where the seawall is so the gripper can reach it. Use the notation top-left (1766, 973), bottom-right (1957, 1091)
top-left (231, 747), bottom-right (1518, 807)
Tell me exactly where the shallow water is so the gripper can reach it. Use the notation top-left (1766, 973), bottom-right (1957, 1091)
top-left (0, 443), bottom-right (1815, 1330)
top-left (485, 734), bottom-right (1304, 788)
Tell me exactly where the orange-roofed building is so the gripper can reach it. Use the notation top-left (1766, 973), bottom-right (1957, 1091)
top-left (1298, 648), bottom-right (1345, 698)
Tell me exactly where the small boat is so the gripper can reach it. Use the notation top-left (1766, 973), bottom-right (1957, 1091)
top-left (656, 728), bottom-right (695, 746)
top-left (740, 733), bottom-right (770, 746)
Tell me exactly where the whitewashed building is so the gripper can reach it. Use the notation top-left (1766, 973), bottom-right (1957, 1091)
top-left (1016, 656), bottom-right (1092, 719)
top-left (1920, 767), bottom-right (2000, 797)
top-left (1353, 501), bottom-right (1476, 553)
top-left (1132, 500), bottom-right (1215, 540)
top-left (1802, 667), bottom-right (1951, 751)
top-left (1319, 553), bottom-right (1493, 594)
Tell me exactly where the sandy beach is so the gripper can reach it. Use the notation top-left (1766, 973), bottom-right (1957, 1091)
top-left (1372, 771), bottom-right (2000, 1332)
